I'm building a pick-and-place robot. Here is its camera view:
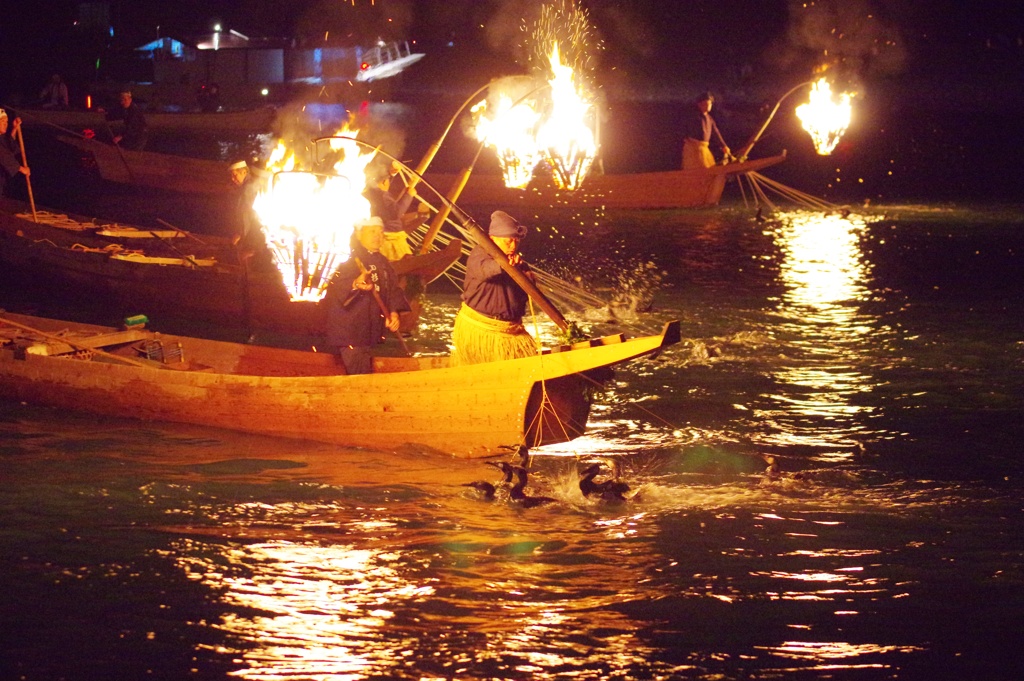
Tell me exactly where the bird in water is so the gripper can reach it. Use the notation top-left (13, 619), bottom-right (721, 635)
top-left (578, 460), bottom-right (632, 502)
top-left (497, 443), bottom-right (531, 467)
top-left (462, 480), bottom-right (497, 501)
top-left (486, 460), bottom-right (516, 486)
top-left (762, 455), bottom-right (781, 483)
top-left (509, 465), bottom-right (557, 508)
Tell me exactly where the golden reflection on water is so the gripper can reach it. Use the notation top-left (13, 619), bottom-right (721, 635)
top-left (758, 211), bottom-right (884, 454)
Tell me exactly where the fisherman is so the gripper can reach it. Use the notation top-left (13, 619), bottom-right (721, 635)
top-left (39, 73), bottom-right (69, 110)
top-left (322, 217), bottom-right (410, 375)
top-left (449, 210), bottom-right (537, 366)
top-left (363, 162), bottom-right (420, 262)
top-left (104, 90), bottom-right (148, 150)
top-left (0, 109), bottom-right (30, 198)
top-left (681, 91), bottom-right (731, 170)
top-left (229, 160), bottom-right (272, 267)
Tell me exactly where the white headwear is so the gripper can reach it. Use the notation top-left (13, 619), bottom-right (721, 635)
top-left (230, 160), bottom-right (248, 171)
top-left (0, 109), bottom-right (8, 121)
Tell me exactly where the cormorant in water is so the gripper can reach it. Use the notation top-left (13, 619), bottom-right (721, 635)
top-left (486, 461), bottom-right (515, 486)
top-left (578, 461), bottom-right (631, 502)
top-left (462, 480), bottom-right (496, 501)
top-left (509, 466), bottom-right (557, 508)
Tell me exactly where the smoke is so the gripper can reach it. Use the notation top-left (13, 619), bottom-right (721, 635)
top-left (771, 0), bottom-right (908, 87)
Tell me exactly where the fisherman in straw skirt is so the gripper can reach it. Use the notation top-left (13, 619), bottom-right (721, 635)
top-left (450, 210), bottom-right (538, 366)
top-left (681, 91), bottom-right (731, 170)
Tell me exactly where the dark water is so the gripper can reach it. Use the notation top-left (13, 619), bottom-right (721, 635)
top-left (4, 176), bottom-right (1024, 680)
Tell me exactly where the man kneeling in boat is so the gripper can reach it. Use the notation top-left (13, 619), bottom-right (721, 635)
top-left (682, 91), bottom-right (731, 170)
top-left (323, 217), bottom-right (410, 374)
top-left (450, 211), bottom-right (538, 366)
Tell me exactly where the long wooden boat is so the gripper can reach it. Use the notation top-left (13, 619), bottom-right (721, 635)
top-left (13, 106), bottom-right (276, 133)
top-left (0, 311), bottom-right (680, 457)
top-left (57, 135), bottom-right (234, 195)
top-left (0, 198), bottom-right (462, 342)
top-left (425, 153), bottom-right (787, 210)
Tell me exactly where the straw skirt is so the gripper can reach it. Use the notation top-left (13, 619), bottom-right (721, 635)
top-left (449, 303), bottom-right (537, 367)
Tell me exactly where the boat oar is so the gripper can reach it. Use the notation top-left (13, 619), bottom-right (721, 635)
top-left (101, 119), bottom-right (135, 182)
top-left (156, 218), bottom-right (209, 245)
top-left (354, 257), bottom-right (410, 356)
top-left (14, 123), bottom-right (37, 222)
top-left (0, 314), bottom-right (151, 368)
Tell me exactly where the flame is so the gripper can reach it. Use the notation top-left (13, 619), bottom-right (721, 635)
top-left (252, 119), bottom-right (376, 301)
top-left (536, 42), bottom-right (597, 190)
top-left (471, 41), bottom-right (598, 191)
top-left (795, 78), bottom-right (852, 155)
top-left (471, 93), bottom-right (543, 189)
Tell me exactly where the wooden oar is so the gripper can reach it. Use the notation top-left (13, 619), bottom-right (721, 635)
top-left (0, 314), bottom-right (151, 368)
top-left (14, 124), bottom-right (37, 222)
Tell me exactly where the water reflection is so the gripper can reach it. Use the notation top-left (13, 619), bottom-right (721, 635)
top-left (756, 211), bottom-right (887, 455)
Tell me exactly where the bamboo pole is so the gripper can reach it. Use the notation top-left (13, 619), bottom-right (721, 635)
top-left (14, 124), bottom-right (37, 222)
top-left (0, 314), bottom-right (151, 368)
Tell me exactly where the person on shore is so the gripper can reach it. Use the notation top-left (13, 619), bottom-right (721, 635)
top-left (0, 109), bottom-right (31, 198)
top-left (39, 74), bottom-right (69, 110)
top-left (449, 210), bottom-right (537, 367)
top-left (682, 91), bottom-right (731, 170)
top-left (105, 90), bottom-right (147, 150)
top-left (323, 217), bottom-right (410, 375)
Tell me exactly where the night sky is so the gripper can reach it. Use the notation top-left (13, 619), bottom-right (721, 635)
top-left (3, 0), bottom-right (1021, 102)
top-left (2, 0), bottom-right (1022, 202)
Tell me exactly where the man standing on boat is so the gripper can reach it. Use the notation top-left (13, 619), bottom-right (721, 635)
top-left (682, 91), bottom-right (731, 170)
top-left (449, 211), bottom-right (538, 366)
top-left (323, 217), bottom-right (410, 375)
top-left (104, 90), bottom-right (147, 151)
top-left (0, 110), bottom-right (30, 198)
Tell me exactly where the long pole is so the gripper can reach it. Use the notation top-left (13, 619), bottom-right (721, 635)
top-left (736, 80), bottom-right (815, 162)
top-left (0, 314), bottom-right (150, 368)
top-left (398, 82), bottom-right (492, 203)
top-left (14, 124), bottom-right (37, 222)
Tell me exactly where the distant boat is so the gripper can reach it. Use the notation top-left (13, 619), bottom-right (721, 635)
top-left (0, 311), bottom-right (680, 457)
top-left (13, 105), bottom-right (276, 133)
top-left (0, 197), bottom-right (462, 342)
top-left (57, 135), bottom-right (234, 195)
top-left (425, 153), bottom-right (787, 210)
top-left (356, 41), bottom-right (425, 82)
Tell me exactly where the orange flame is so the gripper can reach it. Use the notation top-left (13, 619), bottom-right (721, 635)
top-left (471, 93), bottom-right (543, 189)
top-left (536, 42), bottom-right (597, 190)
top-left (252, 120), bottom-right (376, 301)
top-left (796, 78), bottom-right (852, 155)
top-left (472, 41), bottom-right (598, 191)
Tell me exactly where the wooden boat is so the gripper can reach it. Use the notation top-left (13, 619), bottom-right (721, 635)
top-left (57, 135), bottom-right (234, 195)
top-left (424, 153), bottom-right (787, 210)
top-left (0, 311), bottom-right (680, 457)
top-left (13, 106), bottom-right (276, 133)
top-left (0, 198), bottom-right (462, 342)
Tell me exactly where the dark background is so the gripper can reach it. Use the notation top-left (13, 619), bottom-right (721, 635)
top-left (2, 0), bottom-right (1023, 204)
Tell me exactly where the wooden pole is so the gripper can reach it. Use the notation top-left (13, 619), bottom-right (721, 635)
top-left (354, 257), bottom-right (410, 356)
top-left (0, 314), bottom-right (151, 368)
top-left (14, 125), bottom-right (37, 222)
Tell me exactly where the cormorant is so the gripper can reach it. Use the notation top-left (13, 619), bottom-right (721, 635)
top-left (486, 460), bottom-right (515, 485)
top-left (578, 461), bottom-right (631, 502)
top-left (463, 480), bottom-right (496, 501)
top-left (509, 466), bottom-right (557, 508)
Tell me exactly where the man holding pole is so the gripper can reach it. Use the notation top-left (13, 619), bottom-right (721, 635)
top-left (0, 109), bottom-right (30, 198)
top-left (681, 91), bottom-right (731, 170)
top-left (323, 217), bottom-right (410, 375)
top-left (450, 210), bottom-right (538, 366)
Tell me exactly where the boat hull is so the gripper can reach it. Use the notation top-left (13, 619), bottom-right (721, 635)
top-left (0, 313), bottom-right (680, 457)
top-left (0, 199), bottom-right (462, 342)
top-left (15, 106), bottom-right (276, 133)
top-left (425, 154), bottom-right (787, 210)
